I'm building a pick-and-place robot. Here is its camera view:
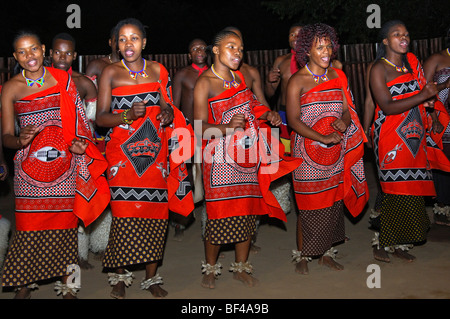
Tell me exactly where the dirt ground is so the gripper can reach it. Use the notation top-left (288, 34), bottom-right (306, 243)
top-left (0, 155), bottom-right (449, 306)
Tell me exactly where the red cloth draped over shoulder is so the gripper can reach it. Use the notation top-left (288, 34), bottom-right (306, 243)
top-left (203, 70), bottom-right (301, 222)
top-left (52, 67), bottom-right (110, 227)
top-left (406, 53), bottom-right (450, 172)
top-left (106, 64), bottom-right (194, 219)
top-left (292, 68), bottom-right (369, 217)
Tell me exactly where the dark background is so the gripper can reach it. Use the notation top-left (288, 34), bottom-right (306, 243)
top-left (0, 0), bottom-right (448, 57)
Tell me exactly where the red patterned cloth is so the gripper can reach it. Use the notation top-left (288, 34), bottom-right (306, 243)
top-left (106, 63), bottom-right (195, 220)
top-left (291, 68), bottom-right (369, 217)
top-left (13, 67), bottom-right (110, 231)
top-left (202, 71), bottom-right (301, 222)
top-left (371, 53), bottom-right (450, 196)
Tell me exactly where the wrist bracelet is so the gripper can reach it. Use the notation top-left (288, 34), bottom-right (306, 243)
top-left (121, 109), bottom-right (133, 125)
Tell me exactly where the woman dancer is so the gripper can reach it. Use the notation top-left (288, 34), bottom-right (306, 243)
top-left (369, 20), bottom-right (450, 262)
top-left (286, 23), bottom-right (368, 275)
top-left (96, 18), bottom-right (194, 299)
top-left (194, 30), bottom-right (300, 289)
top-left (1, 31), bottom-right (109, 298)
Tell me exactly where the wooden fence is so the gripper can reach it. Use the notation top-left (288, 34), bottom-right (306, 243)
top-left (0, 37), bottom-right (444, 117)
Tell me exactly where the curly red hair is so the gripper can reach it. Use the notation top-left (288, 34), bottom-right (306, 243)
top-left (295, 23), bottom-right (340, 68)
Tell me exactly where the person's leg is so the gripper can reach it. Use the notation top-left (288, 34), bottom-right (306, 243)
top-left (232, 238), bottom-right (259, 287)
top-left (143, 261), bottom-right (167, 298)
top-left (201, 240), bottom-right (221, 289)
top-left (294, 215), bottom-right (310, 274)
top-left (110, 268), bottom-right (127, 299)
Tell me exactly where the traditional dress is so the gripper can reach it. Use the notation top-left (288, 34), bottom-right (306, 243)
top-left (102, 63), bottom-right (194, 268)
top-left (432, 66), bottom-right (450, 207)
top-left (202, 71), bottom-right (300, 245)
top-left (1, 67), bottom-right (110, 288)
top-left (291, 68), bottom-right (368, 256)
top-left (371, 53), bottom-right (450, 248)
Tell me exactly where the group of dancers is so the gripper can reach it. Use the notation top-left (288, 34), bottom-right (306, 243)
top-left (0, 17), bottom-right (449, 299)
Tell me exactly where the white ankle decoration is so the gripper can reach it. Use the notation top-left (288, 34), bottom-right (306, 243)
top-left (229, 261), bottom-right (253, 274)
top-left (433, 203), bottom-right (450, 216)
top-left (291, 250), bottom-right (311, 263)
top-left (369, 208), bottom-right (380, 219)
top-left (54, 281), bottom-right (80, 297)
top-left (323, 247), bottom-right (338, 259)
top-left (393, 244), bottom-right (413, 252)
top-left (15, 283), bottom-right (39, 293)
top-left (201, 261), bottom-right (222, 277)
top-left (108, 269), bottom-right (134, 287)
top-left (140, 274), bottom-right (163, 290)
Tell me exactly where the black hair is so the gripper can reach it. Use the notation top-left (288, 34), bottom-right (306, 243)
top-left (375, 20), bottom-right (412, 73)
top-left (205, 30), bottom-right (241, 61)
top-left (12, 30), bottom-right (49, 75)
top-left (113, 17), bottom-right (147, 46)
top-left (12, 30), bottom-right (41, 50)
top-left (52, 32), bottom-right (76, 50)
top-left (295, 23), bottom-right (339, 68)
top-left (188, 38), bottom-right (207, 52)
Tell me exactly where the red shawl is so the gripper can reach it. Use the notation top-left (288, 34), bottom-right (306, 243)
top-left (203, 71), bottom-right (301, 222)
top-left (106, 64), bottom-right (195, 219)
top-left (371, 53), bottom-right (450, 196)
top-left (15, 67), bottom-right (110, 231)
top-left (292, 68), bottom-right (369, 217)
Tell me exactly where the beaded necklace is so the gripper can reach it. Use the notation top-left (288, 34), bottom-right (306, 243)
top-left (211, 64), bottom-right (239, 89)
top-left (381, 57), bottom-right (408, 73)
top-left (121, 58), bottom-right (148, 80)
top-left (305, 63), bottom-right (329, 84)
top-left (22, 67), bottom-right (46, 88)
top-left (447, 48), bottom-right (450, 57)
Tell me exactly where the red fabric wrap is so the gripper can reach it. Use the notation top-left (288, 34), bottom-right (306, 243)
top-left (371, 53), bottom-right (450, 196)
top-left (15, 67), bottom-right (110, 231)
top-left (292, 68), bottom-right (369, 217)
top-left (106, 64), bottom-right (194, 219)
top-left (202, 71), bottom-right (301, 222)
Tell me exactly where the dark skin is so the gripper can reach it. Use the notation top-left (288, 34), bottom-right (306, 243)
top-left (96, 23), bottom-right (173, 299)
top-left (286, 37), bottom-right (350, 274)
top-left (1, 35), bottom-right (87, 299)
top-left (369, 24), bottom-right (441, 263)
top-left (50, 38), bottom-right (97, 104)
top-left (173, 39), bottom-right (207, 124)
top-left (85, 35), bottom-right (121, 80)
top-left (172, 39), bottom-right (207, 230)
top-left (265, 26), bottom-right (343, 109)
top-left (194, 33), bottom-right (281, 289)
top-left (227, 29), bottom-right (271, 109)
top-left (423, 47), bottom-right (450, 134)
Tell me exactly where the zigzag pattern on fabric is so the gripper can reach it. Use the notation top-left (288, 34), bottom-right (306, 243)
top-left (378, 168), bottom-right (432, 182)
top-left (111, 92), bottom-right (160, 110)
top-left (110, 187), bottom-right (168, 202)
top-left (389, 80), bottom-right (421, 97)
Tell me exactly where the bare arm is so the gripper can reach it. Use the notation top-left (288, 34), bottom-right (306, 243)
top-left (369, 62), bottom-right (438, 115)
top-left (286, 75), bottom-right (342, 145)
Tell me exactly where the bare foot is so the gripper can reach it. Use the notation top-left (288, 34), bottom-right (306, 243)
top-left (14, 287), bottom-right (31, 299)
top-left (233, 272), bottom-right (260, 287)
top-left (318, 255), bottom-right (344, 270)
top-left (393, 249), bottom-right (416, 262)
top-left (147, 285), bottom-right (168, 298)
top-left (62, 292), bottom-right (78, 299)
top-left (110, 281), bottom-right (125, 299)
top-left (250, 244), bottom-right (261, 254)
top-left (373, 246), bottom-right (390, 263)
top-left (78, 258), bottom-right (94, 270)
top-left (294, 259), bottom-right (309, 275)
top-left (201, 273), bottom-right (216, 289)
